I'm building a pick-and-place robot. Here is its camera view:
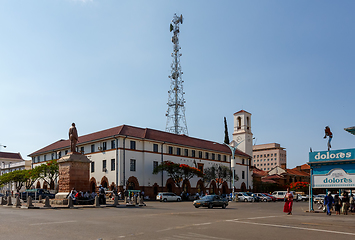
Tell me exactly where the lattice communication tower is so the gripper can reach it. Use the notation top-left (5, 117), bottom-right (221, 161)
top-left (165, 13), bottom-right (188, 135)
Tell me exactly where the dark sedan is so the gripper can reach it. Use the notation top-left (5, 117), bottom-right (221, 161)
top-left (193, 195), bottom-right (228, 209)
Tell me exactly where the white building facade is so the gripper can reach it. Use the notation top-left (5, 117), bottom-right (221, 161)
top-left (29, 111), bottom-right (253, 197)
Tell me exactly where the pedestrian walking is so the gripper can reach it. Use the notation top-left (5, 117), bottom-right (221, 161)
top-left (341, 192), bottom-right (349, 215)
top-left (324, 192), bottom-right (334, 215)
top-left (99, 185), bottom-right (105, 205)
top-left (283, 188), bottom-right (294, 215)
top-left (333, 193), bottom-right (341, 215)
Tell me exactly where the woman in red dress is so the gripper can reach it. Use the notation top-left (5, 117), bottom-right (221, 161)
top-left (283, 188), bottom-right (294, 215)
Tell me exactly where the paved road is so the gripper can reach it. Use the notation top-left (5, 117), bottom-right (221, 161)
top-left (0, 201), bottom-right (354, 240)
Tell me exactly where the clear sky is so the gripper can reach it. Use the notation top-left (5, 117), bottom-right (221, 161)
top-left (1, 0), bottom-right (354, 168)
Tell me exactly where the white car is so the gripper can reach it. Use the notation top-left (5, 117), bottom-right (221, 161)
top-left (156, 192), bottom-right (182, 202)
top-left (236, 192), bottom-right (254, 202)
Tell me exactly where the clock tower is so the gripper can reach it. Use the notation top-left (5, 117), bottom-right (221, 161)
top-left (232, 110), bottom-right (253, 157)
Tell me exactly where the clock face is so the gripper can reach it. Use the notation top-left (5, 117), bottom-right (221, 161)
top-left (236, 136), bottom-right (242, 143)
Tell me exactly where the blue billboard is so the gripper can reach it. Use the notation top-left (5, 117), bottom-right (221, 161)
top-left (309, 148), bottom-right (355, 163)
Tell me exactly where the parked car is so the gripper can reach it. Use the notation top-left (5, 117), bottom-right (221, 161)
top-left (156, 192), bottom-right (181, 202)
top-left (263, 193), bottom-right (277, 202)
top-left (19, 189), bottom-right (55, 201)
top-left (193, 195), bottom-right (228, 209)
top-left (297, 194), bottom-right (309, 201)
top-left (245, 192), bottom-right (260, 202)
top-left (255, 193), bottom-right (272, 202)
top-left (313, 194), bottom-right (326, 203)
top-left (272, 191), bottom-right (297, 201)
top-left (236, 192), bottom-right (254, 202)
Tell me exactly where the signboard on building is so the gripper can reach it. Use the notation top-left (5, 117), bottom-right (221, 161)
top-left (312, 168), bottom-right (355, 188)
top-left (309, 148), bottom-right (355, 163)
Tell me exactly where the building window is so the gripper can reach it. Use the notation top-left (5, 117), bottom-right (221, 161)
top-left (176, 148), bottom-right (181, 156)
top-left (168, 146), bottom-right (173, 154)
top-left (130, 159), bottom-right (136, 171)
top-left (111, 159), bottom-right (115, 171)
top-left (102, 160), bottom-right (107, 172)
top-left (242, 171), bottom-right (245, 179)
top-left (91, 144), bottom-right (95, 153)
top-left (192, 150), bottom-right (195, 158)
top-left (51, 153), bottom-right (54, 160)
top-left (153, 161), bottom-right (158, 171)
top-left (58, 152), bottom-right (61, 158)
top-left (205, 152), bottom-right (209, 159)
top-left (153, 144), bottom-right (158, 153)
top-left (91, 162), bottom-right (95, 173)
top-left (130, 141), bottom-right (136, 150)
top-left (65, 150), bottom-right (68, 155)
top-left (103, 142), bottom-right (107, 151)
top-left (218, 154), bottom-right (221, 161)
top-left (111, 140), bottom-right (116, 149)
top-left (37, 156), bottom-right (40, 163)
top-left (184, 149), bottom-right (188, 157)
top-left (224, 155), bottom-right (227, 162)
top-left (44, 155), bottom-right (47, 161)
top-left (80, 147), bottom-right (84, 154)
top-left (242, 159), bottom-right (245, 165)
top-left (275, 153), bottom-right (277, 157)
top-left (199, 151), bottom-right (202, 158)
top-left (197, 163), bottom-right (204, 173)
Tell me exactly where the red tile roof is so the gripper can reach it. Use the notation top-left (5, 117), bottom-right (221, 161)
top-left (262, 174), bottom-right (285, 180)
top-left (284, 169), bottom-right (309, 176)
top-left (234, 110), bottom-right (251, 115)
top-left (0, 152), bottom-right (23, 160)
top-left (29, 125), bottom-right (251, 158)
top-left (253, 168), bottom-right (268, 177)
top-left (261, 179), bottom-right (277, 184)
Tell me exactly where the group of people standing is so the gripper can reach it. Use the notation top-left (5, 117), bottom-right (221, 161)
top-left (324, 191), bottom-right (354, 215)
top-left (68, 188), bottom-right (97, 204)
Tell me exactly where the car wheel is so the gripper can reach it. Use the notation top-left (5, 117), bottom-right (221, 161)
top-left (263, 199), bottom-right (267, 202)
top-left (208, 203), bottom-right (213, 209)
top-left (244, 199), bottom-right (248, 202)
top-left (222, 203), bottom-right (226, 209)
top-left (195, 206), bottom-right (200, 208)
top-left (177, 198), bottom-right (181, 202)
top-left (163, 198), bottom-right (167, 202)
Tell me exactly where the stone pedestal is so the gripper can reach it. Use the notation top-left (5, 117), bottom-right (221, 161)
top-left (56, 153), bottom-right (90, 199)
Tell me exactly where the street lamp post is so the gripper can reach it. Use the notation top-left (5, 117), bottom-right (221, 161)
top-left (224, 141), bottom-right (244, 198)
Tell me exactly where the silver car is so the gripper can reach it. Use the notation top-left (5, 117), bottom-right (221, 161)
top-left (156, 192), bottom-right (182, 202)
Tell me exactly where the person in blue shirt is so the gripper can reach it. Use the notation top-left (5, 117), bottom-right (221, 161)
top-left (324, 192), bottom-right (334, 215)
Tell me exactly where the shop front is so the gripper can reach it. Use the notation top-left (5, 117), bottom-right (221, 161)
top-left (309, 148), bottom-right (355, 211)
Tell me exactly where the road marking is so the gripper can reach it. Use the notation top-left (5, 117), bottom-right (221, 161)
top-left (229, 220), bottom-right (355, 236)
top-left (160, 232), bottom-right (231, 240)
top-left (192, 222), bottom-right (211, 226)
top-left (30, 220), bottom-right (77, 226)
top-left (246, 216), bottom-right (277, 220)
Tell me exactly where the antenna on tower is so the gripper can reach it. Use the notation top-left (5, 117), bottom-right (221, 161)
top-left (165, 13), bottom-right (188, 135)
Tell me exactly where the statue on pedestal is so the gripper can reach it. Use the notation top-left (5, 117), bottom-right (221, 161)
top-left (69, 123), bottom-right (78, 153)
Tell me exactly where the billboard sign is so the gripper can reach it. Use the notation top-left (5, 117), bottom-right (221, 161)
top-left (313, 168), bottom-right (355, 188)
top-left (309, 148), bottom-right (355, 163)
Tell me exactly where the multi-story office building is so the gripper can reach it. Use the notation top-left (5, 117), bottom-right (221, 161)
top-left (29, 110), bottom-right (254, 197)
top-left (252, 143), bottom-right (287, 171)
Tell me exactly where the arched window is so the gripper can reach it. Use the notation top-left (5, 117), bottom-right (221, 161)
top-left (246, 117), bottom-right (250, 130)
top-left (237, 117), bottom-right (241, 129)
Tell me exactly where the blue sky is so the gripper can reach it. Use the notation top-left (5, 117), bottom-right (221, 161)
top-left (1, 0), bottom-right (354, 168)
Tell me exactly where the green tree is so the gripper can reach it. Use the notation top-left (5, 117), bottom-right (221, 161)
top-left (36, 160), bottom-right (59, 189)
top-left (224, 117), bottom-right (230, 144)
top-left (203, 165), bottom-right (238, 192)
top-left (153, 161), bottom-right (203, 191)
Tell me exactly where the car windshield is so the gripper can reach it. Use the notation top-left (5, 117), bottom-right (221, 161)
top-left (201, 195), bottom-right (214, 200)
top-left (245, 192), bottom-right (252, 196)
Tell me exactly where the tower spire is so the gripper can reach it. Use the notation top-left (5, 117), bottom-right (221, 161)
top-left (165, 13), bottom-right (188, 135)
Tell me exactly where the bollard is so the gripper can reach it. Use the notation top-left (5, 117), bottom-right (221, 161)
top-left (95, 196), bottom-right (100, 207)
top-left (38, 195), bottom-right (42, 202)
top-left (7, 196), bottom-right (13, 206)
top-left (68, 197), bottom-right (74, 208)
top-left (133, 195), bottom-right (138, 205)
top-left (15, 196), bottom-right (21, 208)
top-left (44, 196), bottom-right (51, 208)
top-left (125, 196), bottom-right (129, 204)
top-left (1, 196), bottom-right (6, 205)
top-left (114, 195), bottom-right (119, 206)
top-left (139, 196), bottom-right (145, 206)
top-left (27, 196), bottom-right (34, 208)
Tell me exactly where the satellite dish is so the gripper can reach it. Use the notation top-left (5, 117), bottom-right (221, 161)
top-left (180, 14), bottom-right (183, 24)
top-left (170, 23), bottom-right (173, 32)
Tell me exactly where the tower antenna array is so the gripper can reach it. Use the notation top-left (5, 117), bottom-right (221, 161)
top-left (165, 13), bottom-right (188, 135)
